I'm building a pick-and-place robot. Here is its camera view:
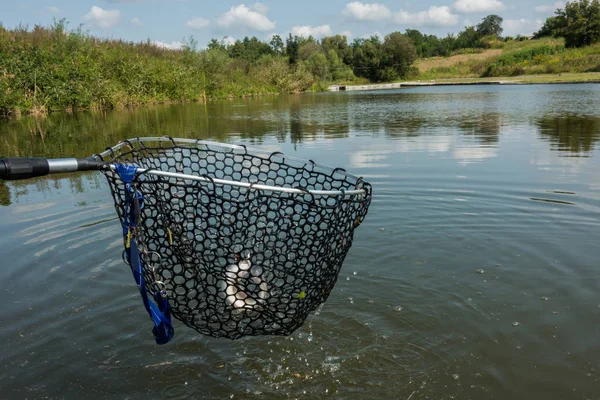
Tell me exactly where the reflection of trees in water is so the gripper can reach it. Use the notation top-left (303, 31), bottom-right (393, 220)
top-left (5, 172), bottom-right (104, 201)
top-left (0, 181), bottom-right (10, 206)
top-left (381, 116), bottom-right (427, 138)
top-left (289, 94), bottom-right (350, 144)
top-left (1, 94), bottom-right (357, 158)
top-left (457, 113), bottom-right (500, 145)
top-left (536, 114), bottom-right (600, 155)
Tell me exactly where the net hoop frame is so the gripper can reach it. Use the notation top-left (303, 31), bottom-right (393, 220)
top-left (94, 137), bottom-right (368, 197)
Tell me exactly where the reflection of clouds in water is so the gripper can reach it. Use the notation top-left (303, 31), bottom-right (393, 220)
top-left (350, 135), bottom-right (453, 169)
top-left (529, 148), bottom-right (588, 183)
top-left (453, 146), bottom-right (498, 166)
top-left (350, 151), bottom-right (392, 169)
top-left (349, 135), bottom-right (498, 168)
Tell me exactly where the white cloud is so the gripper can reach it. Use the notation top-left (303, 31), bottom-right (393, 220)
top-left (216, 4), bottom-right (276, 32)
top-left (222, 36), bottom-right (236, 46)
top-left (291, 25), bottom-right (333, 38)
top-left (152, 40), bottom-right (184, 50)
top-left (251, 2), bottom-right (269, 14)
top-left (341, 30), bottom-right (353, 38)
top-left (535, 1), bottom-right (564, 12)
top-left (185, 17), bottom-right (209, 29)
top-left (503, 18), bottom-right (543, 36)
top-left (83, 6), bottom-right (120, 29)
top-left (47, 6), bottom-right (61, 14)
top-left (130, 17), bottom-right (143, 27)
top-left (395, 6), bottom-right (459, 26)
top-left (342, 2), bottom-right (393, 21)
top-left (453, 0), bottom-right (504, 13)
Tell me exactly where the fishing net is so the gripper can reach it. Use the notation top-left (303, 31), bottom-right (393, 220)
top-left (100, 138), bottom-right (372, 340)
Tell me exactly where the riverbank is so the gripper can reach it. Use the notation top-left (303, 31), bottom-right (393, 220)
top-left (328, 72), bottom-right (600, 91)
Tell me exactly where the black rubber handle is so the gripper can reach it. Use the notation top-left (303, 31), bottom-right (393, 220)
top-left (0, 158), bottom-right (106, 180)
top-left (0, 158), bottom-right (50, 180)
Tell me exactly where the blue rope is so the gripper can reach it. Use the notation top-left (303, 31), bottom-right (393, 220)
top-left (116, 164), bottom-right (174, 345)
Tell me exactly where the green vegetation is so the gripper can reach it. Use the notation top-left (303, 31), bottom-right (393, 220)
top-left (0, 20), bottom-right (419, 116)
top-left (1, 1), bottom-right (600, 116)
top-left (417, 37), bottom-right (600, 80)
top-left (0, 21), bottom-right (319, 116)
top-left (534, 0), bottom-right (600, 47)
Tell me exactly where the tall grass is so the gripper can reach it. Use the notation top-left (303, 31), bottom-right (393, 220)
top-left (0, 21), bottom-right (315, 116)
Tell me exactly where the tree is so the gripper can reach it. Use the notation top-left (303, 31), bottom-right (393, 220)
top-left (286, 34), bottom-right (299, 64)
top-left (352, 36), bottom-right (384, 81)
top-left (381, 32), bottom-right (417, 79)
top-left (228, 36), bottom-right (272, 62)
top-left (321, 34), bottom-right (352, 65)
top-left (305, 52), bottom-right (330, 80)
top-left (269, 34), bottom-right (284, 55)
top-left (298, 41), bottom-right (321, 61)
top-left (476, 15), bottom-right (503, 37)
top-left (326, 50), bottom-right (354, 81)
top-left (405, 29), bottom-right (425, 48)
top-left (555, 0), bottom-right (600, 47)
top-left (207, 38), bottom-right (226, 51)
top-left (454, 26), bottom-right (483, 49)
top-left (533, 16), bottom-right (562, 39)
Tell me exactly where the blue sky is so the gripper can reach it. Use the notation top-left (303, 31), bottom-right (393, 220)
top-left (2, 1), bottom-right (563, 49)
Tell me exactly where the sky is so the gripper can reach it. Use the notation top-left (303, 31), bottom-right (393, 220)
top-left (1, 1), bottom-right (564, 50)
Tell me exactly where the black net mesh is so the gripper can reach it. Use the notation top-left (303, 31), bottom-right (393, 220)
top-left (100, 138), bottom-right (372, 339)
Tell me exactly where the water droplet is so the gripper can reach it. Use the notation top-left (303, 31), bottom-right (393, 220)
top-left (541, 296), bottom-right (549, 301)
top-left (476, 269), bottom-right (485, 274)
top-left (367, 300), bottom-right (374, 304)
top-left (353, 271), bottom-right (357, 275)
top-left (346, 277), bottom-right (350, 281)
top-left (512, 321), bottom-right (520, 327)
top-left (379, 228), bottom-right (385, 232)
top-left (393, 306), bottom-right (403, 312)
top-left (452, 374), bottom-right (459, 380)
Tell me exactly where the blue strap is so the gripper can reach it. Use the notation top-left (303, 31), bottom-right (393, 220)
top-left (116, 164), bottom-right (174, 345)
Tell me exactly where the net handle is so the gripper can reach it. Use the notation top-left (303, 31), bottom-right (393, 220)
top-left (0, 158), bottom-right (366, 196)
top-left (0, 157), bottom-right (106, 180)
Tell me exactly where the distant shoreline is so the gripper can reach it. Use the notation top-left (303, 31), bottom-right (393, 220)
top-left (328, 73), bottom-right (600, 91)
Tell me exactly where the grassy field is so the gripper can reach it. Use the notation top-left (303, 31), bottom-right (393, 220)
top-left (412, 38), bottom-right (600, 82)
top-left (415, 49), bottom-right (503, 73)
top-left (410, 72), bottom-right (600, 84)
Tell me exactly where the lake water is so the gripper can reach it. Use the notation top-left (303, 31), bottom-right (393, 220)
top-left (1, 84), bottom-right (599, 399)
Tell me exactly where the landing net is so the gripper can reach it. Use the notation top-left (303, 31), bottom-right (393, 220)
top-left (99, 138), bottom-right (372, 340)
